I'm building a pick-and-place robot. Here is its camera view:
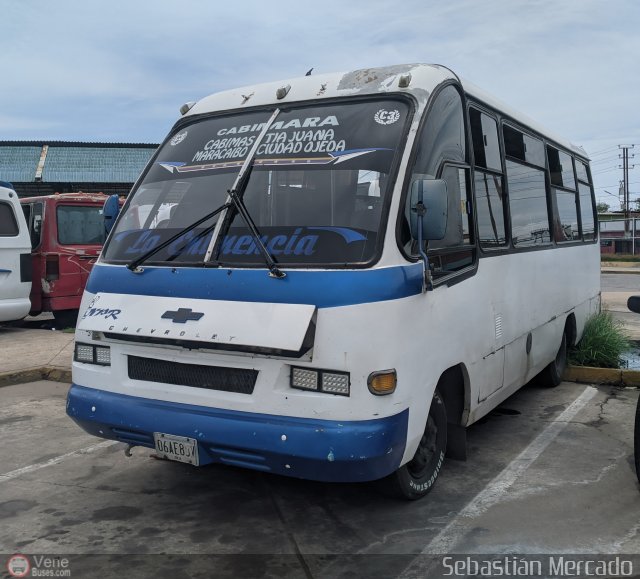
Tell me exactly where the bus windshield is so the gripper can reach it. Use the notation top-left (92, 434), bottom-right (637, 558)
top-left (103, 99), bottom-right (410, 267)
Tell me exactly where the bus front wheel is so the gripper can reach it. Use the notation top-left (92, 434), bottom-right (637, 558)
top-left (381, 389), bottom-right (447, 500)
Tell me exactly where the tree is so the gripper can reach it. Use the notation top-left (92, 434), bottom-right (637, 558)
top-left (596, 202), bottom-right (610, 213)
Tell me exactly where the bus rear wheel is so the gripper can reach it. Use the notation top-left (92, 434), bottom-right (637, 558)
top-left (537, 331), bottom-right (567, 388)
top-left (381, 388), bottom-right (447, 500)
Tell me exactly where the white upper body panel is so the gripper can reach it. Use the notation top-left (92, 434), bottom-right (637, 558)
top-left (185, 63), bottom-right (588, 159)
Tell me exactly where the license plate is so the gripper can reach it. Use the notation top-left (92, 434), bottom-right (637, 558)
top-left (153, 433), bottom-right (199, 466)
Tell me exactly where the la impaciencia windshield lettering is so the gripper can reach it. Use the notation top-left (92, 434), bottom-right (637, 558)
top-left (118, 228), bottom-right (321, 258)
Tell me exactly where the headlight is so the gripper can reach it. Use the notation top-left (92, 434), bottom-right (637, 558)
top-left (95, 346), bottom-right (111, 365)
top-left (291, 367), bottom-right (319, 391)
top-left (321, 372), bottom-right (350, 395)
top-left (74, 343), bottom-right (111, 366)
top-left (290, 366), bottom-right (349, 396)
top-left (75, 343), bottom-right (95, 363)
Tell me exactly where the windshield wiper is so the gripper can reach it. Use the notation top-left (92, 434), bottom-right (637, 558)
top-left (204, 108), bottom-right (286, 279)
top-left (225, 174), bottom-right (286, 279)
top-left (126, 201), bottom-right (231, 273)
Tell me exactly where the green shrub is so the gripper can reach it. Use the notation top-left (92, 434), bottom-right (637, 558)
top-left (569, 311), bottom-right (630, 368)
top-left (601, 254), bottom-right (640, 263)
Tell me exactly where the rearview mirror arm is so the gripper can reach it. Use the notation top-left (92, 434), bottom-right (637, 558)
top-left (415, 200), bottom-right (433, 292)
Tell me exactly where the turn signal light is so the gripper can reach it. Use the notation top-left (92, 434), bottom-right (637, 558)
top-left (368, 370), bottom-right (397, 396)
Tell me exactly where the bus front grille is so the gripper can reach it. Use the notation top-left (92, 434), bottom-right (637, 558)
top-left (127, 356), bottom-right (258, 394)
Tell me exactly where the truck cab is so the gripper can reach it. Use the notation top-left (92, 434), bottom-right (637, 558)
top-left (20, 192), bottom-right (113, 326)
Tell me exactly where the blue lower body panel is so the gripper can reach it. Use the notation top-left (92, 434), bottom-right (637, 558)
top-left (66, 384), bottom-right (408, 482)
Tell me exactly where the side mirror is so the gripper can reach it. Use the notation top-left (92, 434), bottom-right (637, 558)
top-left (103, 194), bottom-right (121, 234)
top-left (409, 179), bottom-right (448, 241)
top-left (628, 296), bottom-right (640, 314)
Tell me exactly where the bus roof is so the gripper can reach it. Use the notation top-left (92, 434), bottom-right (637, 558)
top-left (186, 63), bottom-right (588, 160)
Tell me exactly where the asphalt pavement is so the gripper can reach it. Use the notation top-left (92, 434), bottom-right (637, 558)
top-left (0, 379), bottom-right (638, 577)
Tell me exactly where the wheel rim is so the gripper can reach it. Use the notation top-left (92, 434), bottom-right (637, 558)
top-left (407, 413), bottom-right (438, 478)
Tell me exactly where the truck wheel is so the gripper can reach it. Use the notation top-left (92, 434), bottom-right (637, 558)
top-left (53, 309), bottom-right (79, 328)
top-left (381, 388), bottom-right (447, 500)
top-left (537, 331), bottom-right (567, 388)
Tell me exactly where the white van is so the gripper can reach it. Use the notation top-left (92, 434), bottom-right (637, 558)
top-left (0, 182), bottom-right (32, 323)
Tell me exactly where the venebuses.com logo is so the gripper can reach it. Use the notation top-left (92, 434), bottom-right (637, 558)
top-left (6, 554), bottom-right (71, 577)
top-left (6, 555), bottom-right (30, 577)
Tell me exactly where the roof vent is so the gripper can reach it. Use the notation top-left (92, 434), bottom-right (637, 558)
top-left (398, 74), bottom-right (412, 88)
top-left (179, 101), bottom-right (196, 116)
top-left (276, 85), bottom-right (291, 100)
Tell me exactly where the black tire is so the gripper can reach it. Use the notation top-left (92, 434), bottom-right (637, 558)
top-left (537, 331), bottom-right (567, 388)
top-left (53, 309), bottom-right (79, 328)
top-left (380, 388), bottom-right (447, 500)
top-left (635, 395), bottom-right (640, 485)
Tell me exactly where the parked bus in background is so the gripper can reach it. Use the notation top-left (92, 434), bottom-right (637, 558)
top-left (20, 192), bottom-right (115, 327)
top-left (0, 182), bottom-right (32, 323)
top-left (67, 64), bottom-right (600, 499)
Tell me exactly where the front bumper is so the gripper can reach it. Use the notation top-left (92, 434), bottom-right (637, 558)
top-left (66, 384), bottom-right (408, 482)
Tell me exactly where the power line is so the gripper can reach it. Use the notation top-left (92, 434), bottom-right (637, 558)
top-left (588, 145), bottom-right (620, 156)
top-left (592, 166), bottom-right (619, 175)
top-left (595, 181), bottom-right (640, 190)
top-left (590, 155), bottom-right (622, 164)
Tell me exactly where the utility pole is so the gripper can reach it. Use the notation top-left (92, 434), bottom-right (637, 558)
top-left (619, 145), bottom-right (635, 247)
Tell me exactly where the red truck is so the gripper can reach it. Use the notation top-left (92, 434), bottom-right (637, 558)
top-left (20, 192), bottom-right (118, 326)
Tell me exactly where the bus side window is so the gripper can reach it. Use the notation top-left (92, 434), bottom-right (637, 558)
top-left (503, 126), bottom-right (550, 248)
top-left (470, 107), bottom-right (508, 249)
top-left (547, 146), bottom-right (579, 243)
top-left (575, 160), bottom-right (596, 240)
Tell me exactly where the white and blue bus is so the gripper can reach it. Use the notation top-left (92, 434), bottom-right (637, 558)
top-left (67, 64), bottom-right (600, 499)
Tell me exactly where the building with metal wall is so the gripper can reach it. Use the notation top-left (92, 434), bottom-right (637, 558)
top-left (0, 141), bottom-right (157, 198)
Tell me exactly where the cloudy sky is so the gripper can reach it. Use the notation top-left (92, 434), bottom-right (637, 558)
top-left (1, 0), bottom-right (638, 207)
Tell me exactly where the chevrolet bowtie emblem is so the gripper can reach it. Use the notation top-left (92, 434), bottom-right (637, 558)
top-left (161, 308), bottom-right (205, 324)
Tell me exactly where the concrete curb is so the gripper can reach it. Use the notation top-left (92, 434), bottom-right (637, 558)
top-left (601, 268), bottom-right (640, 275)
top-left (0, 367), bottom-right (72, 388)
top-left (563, 365), bottom-right (640, 387)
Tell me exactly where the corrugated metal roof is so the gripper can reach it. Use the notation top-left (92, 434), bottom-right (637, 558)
top-left (42, 146), bottom-right (155, 182)
top-left (0, 146), bottom-right (41, 182)
top-left (0, 142), bottom-right (157, 183)
top-left (0, 140), bottom-right (157, 148)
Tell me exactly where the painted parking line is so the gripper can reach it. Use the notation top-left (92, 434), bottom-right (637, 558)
top-left (0, 440), bottom-right (120, 483)
top-left (399, 386), bottom-right (598, 577)
top-left (428, 386), bottom-right (597, 552)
